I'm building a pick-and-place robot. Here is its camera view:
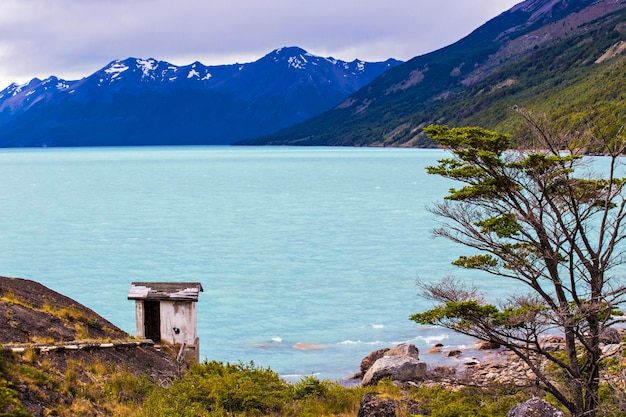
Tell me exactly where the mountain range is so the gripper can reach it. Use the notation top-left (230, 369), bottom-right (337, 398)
top-left (3, 0), bottom-right (626, 148)
top-left (244, 0), bottom-right (626, 147)
top-left (0, 48), bottom-right (400, 147)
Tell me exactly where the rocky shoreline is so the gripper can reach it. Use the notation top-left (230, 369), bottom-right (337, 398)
top-left (348, 330), bottom-right (626, 389)
top-left (349, 335), bottom-right (626, 417)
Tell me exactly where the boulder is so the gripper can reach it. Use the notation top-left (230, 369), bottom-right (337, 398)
top-left (360, 343), bottom-right (419, 375)
top-left (476, 341), bottom-right (501, 350)
top-left (540, 335), bottom-right (564, 352)
top-left (386, 342), bottom-right (419, 360)
top-left (357, 392), bottom-right (426, 417)
top-left (429, 365), bottom-right (457, 379)
top-left (464, 357), bottom-right (480, 367)
top-left (360, 348), bottom-right (390, 375)
top-left (508, 397), bottom-right (565, 417)
top-left (600, 327), bottom-right (623, 344)
top-left (362, 356), bottom-right (427, 386)
top-left (357, 392), bottom-right (396, 417)
top-left (445, 350), bottom-right (462, 358)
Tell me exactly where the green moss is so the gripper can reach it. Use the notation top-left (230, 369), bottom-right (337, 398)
top-left (0, 378), bottom-right (31, 417)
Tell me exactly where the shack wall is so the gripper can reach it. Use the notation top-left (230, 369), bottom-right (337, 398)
top-left (159, 300), bottom-right (198, 346)
top-left (134, 300), bottom-right (145, 339)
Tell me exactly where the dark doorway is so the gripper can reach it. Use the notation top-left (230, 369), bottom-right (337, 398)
top-left (144, 300), bottom-right (161, 343)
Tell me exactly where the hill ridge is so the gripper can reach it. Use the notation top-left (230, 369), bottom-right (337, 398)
top-left (243, 0), bottom-right (626, 147)
top-left (0, 48), bottom-right (401, 147)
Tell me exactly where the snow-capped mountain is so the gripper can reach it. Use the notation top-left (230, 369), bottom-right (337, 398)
top-left (0, 47), bottom-right (401, 147)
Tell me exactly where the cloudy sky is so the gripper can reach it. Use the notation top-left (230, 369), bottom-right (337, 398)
top-left (0, 0), bottom-right (522, 89)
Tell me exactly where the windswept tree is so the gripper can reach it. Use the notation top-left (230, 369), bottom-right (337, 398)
top-left (410, 108), bottom-right (626, 417)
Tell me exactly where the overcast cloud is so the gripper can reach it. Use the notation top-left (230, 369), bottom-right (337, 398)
top-left (0, 0), bottom-right (522, 89)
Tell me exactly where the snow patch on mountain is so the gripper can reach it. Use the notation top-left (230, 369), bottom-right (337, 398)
top-left (105, 62), bottom-right (129, 79)
top-left (137, 59), bottom-right (158, 78)
top-left (0, 47), bottom-right (403, 146)
top-left (288, 54), bottom-right (308, 69)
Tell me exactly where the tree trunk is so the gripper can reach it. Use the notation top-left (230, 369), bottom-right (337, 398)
top-left (564, 325), bottom-right (585, 416)
top-left (583, 315), bottom-right (601, 417)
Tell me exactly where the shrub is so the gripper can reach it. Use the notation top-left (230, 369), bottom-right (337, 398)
top-left (292, 375), bottom-right (329, 399)
top-left (412, 385), bottom-right (530, 417)
top-left (0, 378), bottom-right (30, 417)
top-left (104, 373), bottom-right (154, 404)
top-left (136, 360), bottom-right (291, 416)
top-left (287, 376), bottom-right (366, 416)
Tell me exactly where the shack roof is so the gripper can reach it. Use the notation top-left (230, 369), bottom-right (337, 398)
top-left (128, 282), bottom-right (203, 302)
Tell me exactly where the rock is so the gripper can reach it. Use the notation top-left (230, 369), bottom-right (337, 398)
top-left (444, 349), bottom-right (462, 358)
top-left (426, 343), bottom-right (445, 353)
top-left (540, 335), bottom-right (564, 352)
top-left (508, 397), bottom-right (565, 417)
top-left (357, 392), bottom-right (396, 417)
top-left (360, 343), bottom-right (419, 375)
top-left (362, 356), bottom-right (427, 386)
top-left (476, 341), bottom-right (500, 350)
top-left (360, 348), bottom-right (390, 374)
top-left (357, 392), bottom-right (426, 417)
top-left (541, 343), bottom-right (562, 352)
top-left (541, 335), bottom-right (564, 344)
top-left (292, 342), bottom-right (326, 350)
top-left (428, 366), bottom-right (457, 379)
top-left (600, 327), bottom-right (623, 344)
top-left (464, 357), bottom-right (480, 367)
top-left (345, 371), bottom-right (363, 381)
top-left (601, 343), bottom-right (624, 356)
top-left (385, 342), bottom-right (419, 360)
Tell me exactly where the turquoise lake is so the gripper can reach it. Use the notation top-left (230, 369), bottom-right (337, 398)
top-left (0, 146), bottom-right (526, 381)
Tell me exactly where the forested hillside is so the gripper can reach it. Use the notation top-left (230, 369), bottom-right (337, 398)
top-left (242, 0), bottom-right (626, 147)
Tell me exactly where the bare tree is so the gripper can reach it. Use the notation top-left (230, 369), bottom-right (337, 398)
top-left (410, 108), bottom-right (626, 417)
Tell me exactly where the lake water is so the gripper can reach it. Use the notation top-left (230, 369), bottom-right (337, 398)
top-left (0, 146), bottom-right (522, 381)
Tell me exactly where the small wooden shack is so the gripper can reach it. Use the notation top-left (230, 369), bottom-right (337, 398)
top-left (128, 282), bottom-right (203, 362)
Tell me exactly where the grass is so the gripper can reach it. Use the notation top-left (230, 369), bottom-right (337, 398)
top-left (0, 292), bottom-right (32, 309)
top-left (2, 291), bottom-right (106, 345)
top-left (130, 361), bottom-right (535, 417)
top-left (2, 330), bottom-right (625, 417)
top-left (3, 349), bottom-right (157, 417)
top-left (3, 352), bottom-right (626, 416)
top-left (1, 291), bottom-right (101, 332)
top-left (43, 303), bottom-right (102, 330)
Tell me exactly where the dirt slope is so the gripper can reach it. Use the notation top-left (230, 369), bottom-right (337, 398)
top-left (0, 276), bottom-right (181, 416)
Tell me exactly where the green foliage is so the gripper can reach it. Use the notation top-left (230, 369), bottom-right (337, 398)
top-left (292, 375), bottom-right (330, 399)
top-left (287, 376), bottom-right (366, 416)
top-left (475, 214), bottom-right (522, 238)
top-left (452, 254), bottom-right (498, 269)
top-left (103, 373), bottom-right (154, 404)
top-left (423, 125), bottom-right (511, 154)
top-left (250, 7), bottom-right (626, 148)
top-left (411, 385), bottom-right (530, 417)
top-left (496, 303), bottom-right (548, 328)
top-left (0, 379), bottom-right (31, 417)
top-left (0, 353), bottom-right (30, 417)
top-left (4, 349), bottom-right (594, 417)
top-left (136, 360), bottom-right (291, 416)
top-left (424, 125), bottom-right (523, 202)
top-left (415, 112), bottom-right (626, 416)
top-left (15, 364), bottom-right (61, 390)
top-left (410, 301), bottom-right (500, 329)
